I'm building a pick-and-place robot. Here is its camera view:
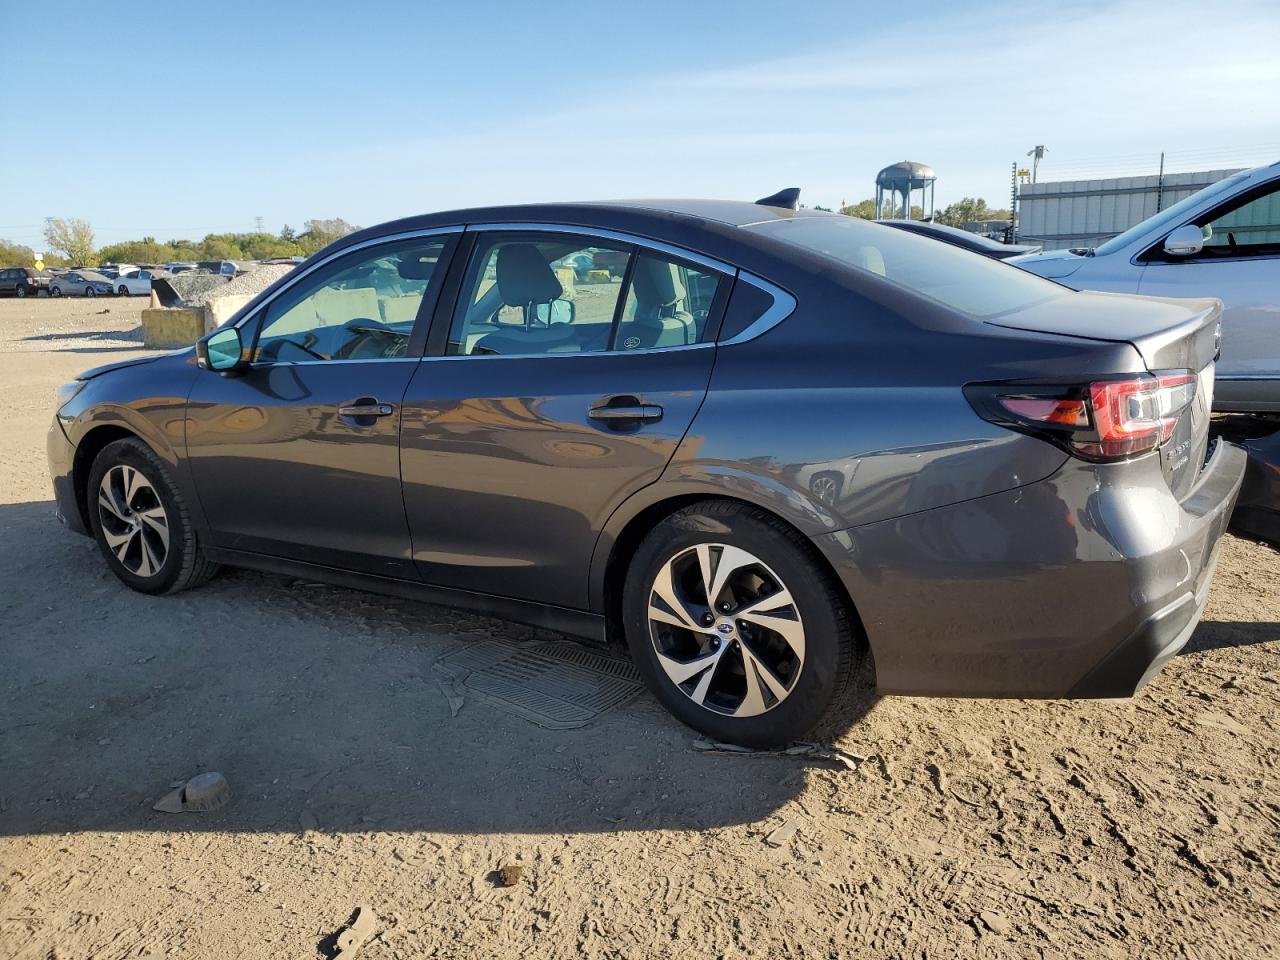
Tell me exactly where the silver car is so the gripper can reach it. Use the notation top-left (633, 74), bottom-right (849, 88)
top-left (114, 269), bottom-right (155, 296)
top-left (1011, 161), bottom-right (1280, 412)
top-left (48, 271), bottom-right (114, 298)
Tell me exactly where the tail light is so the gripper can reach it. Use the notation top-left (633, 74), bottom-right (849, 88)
top-left (965, 372), bottom-right (1197, 462)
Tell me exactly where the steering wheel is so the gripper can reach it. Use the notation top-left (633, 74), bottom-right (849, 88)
top-left (333, 316), bottom-right (408, 360)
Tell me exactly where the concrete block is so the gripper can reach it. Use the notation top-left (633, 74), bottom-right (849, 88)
top-left (142, 308), bottom-right (204, 349)
top-left (203, 294), bottom-right (255, 334)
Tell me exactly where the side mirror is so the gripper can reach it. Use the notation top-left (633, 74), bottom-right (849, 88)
top-left (533, 299), bottom-right (575, 325)
top-left (197, 327), bottom-right (246, 372)
top-left (1163, 224), bottom-right (1205, 257)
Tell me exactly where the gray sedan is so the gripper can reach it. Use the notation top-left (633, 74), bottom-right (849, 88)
top-left (48, 271), bottom-right (114, 298)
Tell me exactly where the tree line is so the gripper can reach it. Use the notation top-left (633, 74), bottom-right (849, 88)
top-left (831, 196), bottom-right (1012, 226)
top-left (0, 217), bottom-right (360, 269)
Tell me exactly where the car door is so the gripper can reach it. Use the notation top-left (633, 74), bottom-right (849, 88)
top-left (399, 227), bottom-right (730, 609)
top-left (1138, 178), bottom-right (1280, 400)
top-left (184, 230), bottom-right (459, 577)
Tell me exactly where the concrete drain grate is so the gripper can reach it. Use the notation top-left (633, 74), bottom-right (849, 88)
top-left (434, 639), bottom-right (642, 729)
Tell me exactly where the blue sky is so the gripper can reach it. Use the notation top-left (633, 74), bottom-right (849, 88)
top-left (2, 0), bottom-right (1278, 248)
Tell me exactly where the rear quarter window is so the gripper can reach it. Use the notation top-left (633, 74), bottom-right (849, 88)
top-left (749, 216), bottom-right (1063, 318)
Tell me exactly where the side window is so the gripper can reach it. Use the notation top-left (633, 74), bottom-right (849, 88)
top-left (446, 234), bottom-right (631, 356)
top-left (1197, 183), bottom-right (1280, 258)
top-left (445, 233), bottom-right (726, 357)
top-left (613, 252), bottom-right (723, 350)
top-left (255, 237), bottom-right (448, 363)
top-left (717, 278), bottom-right (776, 341)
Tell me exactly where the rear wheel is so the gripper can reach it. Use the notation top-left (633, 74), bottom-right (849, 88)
top-left (50, 285), bottom-right (61, 297)
top-left (87, 438), bottom-right (220, 595)
top-left (622, 501), bottom-right (859, 747)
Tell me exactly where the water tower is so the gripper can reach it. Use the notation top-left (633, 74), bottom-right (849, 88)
top-left (875, 161), bottom-right (936, 220)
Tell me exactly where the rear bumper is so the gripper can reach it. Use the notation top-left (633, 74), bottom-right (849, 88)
top-left (47, 416), bottom-right (88, 537)
top-left (815, 439), bottom-right (1246, 698)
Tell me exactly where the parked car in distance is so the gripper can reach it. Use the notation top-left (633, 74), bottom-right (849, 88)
top-left (197, 260), bottom-right (238, 276)
top-left (165, 262), bottom-right (198, 274)
top-left (114, 269), bottom-right (155, 296)
top-left (0, 267), bottom-right (51, 297)
top-left (48, 193), bottom-right (1244, 746)
top-left (1010, 161), bottom-right (1280, 413)
top-left (48, 271), bottom-right (113, 297)
top-left (880, 219), bottom-right (1042, 259)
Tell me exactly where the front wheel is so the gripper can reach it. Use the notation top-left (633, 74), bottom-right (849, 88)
top-left (117, 285), bottom-right (129, 296)
top-left (15, 285), bottom-right (26, 298)
top-left (85, 286), bottom-right (96, 297)
top-left (87, 438), bottom-right (221, 595)
top-left (622, 501), bottom-right (860, 747)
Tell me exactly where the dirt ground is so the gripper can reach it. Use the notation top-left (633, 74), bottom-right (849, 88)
top-left (2, 295), bottom-right (1279, 959)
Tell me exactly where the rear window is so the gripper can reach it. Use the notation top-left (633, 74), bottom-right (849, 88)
top-left (747, 216), bottom-right (1063, 318)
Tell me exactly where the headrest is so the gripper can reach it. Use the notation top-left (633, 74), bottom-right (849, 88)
top-left (631, 257), bottom-right (686, 307)
top-left (496, 244), bottom-right (562, 306)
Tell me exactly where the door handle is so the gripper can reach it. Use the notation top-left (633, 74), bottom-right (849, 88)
top-left (588, 401), bottom-right (664, 423)
top-left (338, 399), bottom-right (395, 418)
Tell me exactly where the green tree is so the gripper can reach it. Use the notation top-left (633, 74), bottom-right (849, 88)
top-left (935, 197), bottom-right (995, 228)
top-left (839, 199), bottom-right (923, 220)
top-left (0, 239), bottom-right (38, 267)
top-left (44, 218), bottom-right (97, 265)
top-left (839, 199), bottom-right (878, 219)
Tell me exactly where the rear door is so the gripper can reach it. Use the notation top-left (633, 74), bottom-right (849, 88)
top-left (184, 231), bottom-right (458, 577)
top-left (399, 227), bottom-right (730, 609)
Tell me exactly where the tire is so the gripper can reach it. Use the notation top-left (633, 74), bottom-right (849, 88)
top-left (87, 437), bottom-right (221, 595)
top-left (15, 285), bottom-right (26, 298)
top-left (50, 286), bottom-right (61, 297)
top-left (117, 285), bottom-right (128, 296)
top-left (85, 286), bottom-right (96, 297)
top-left (621, 501), bottom-right (859, 747)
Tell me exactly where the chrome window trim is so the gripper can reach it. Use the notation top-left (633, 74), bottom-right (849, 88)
top-left (231, 226), bottom-right (464, 331)
top-left (247, 357), bottom-right (423, 368)
top-left (466, 222), bottom-right (736, 275)
top-left (421, 342), bottom-right (715, 363)
top-left (720, 274), bottom-right (796, 345)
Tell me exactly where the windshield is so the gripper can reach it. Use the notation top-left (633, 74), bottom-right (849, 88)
top-left (748, 216), bottom-right (1062, 318)
top-left (1092, 173), bottom-right (1250, 256)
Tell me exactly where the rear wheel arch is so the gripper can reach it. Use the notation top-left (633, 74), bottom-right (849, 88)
top-left (598, 494), bottom-right (871, 667)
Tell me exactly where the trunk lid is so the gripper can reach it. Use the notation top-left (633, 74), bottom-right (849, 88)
top-left (989, 291), bottom-right (1222, 499)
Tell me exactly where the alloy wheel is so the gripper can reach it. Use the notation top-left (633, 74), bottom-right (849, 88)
top-left (97, 465), bottom-right (170, 577)
top-left (16, 285), bottom-right (26, 298)
top-left (647, 543), bottom-right (805, 717)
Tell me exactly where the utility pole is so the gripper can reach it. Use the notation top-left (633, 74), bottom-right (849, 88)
top-left (255, 216), bottom-right (265, 234)
top-left (1026, 145), bottom-right (1047, 183)
top-left (1156, 152), bottom-right (1165, 212)
top-left (1010, 163), bottom-right (1019, 243)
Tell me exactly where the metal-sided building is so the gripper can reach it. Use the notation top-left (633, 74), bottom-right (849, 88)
top-left (1018, 168), bottom-right (1244, 250)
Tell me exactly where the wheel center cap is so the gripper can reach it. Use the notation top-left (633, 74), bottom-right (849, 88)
top-left (715, 619), bottom-right (736, 637)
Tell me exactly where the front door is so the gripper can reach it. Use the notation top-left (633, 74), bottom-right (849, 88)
top-left (399, 229), bottom-right (729, 608)
top-left (185, 233), bottom-right (457, 577)
top-left (1138, 179), bottom-right (1280, 403)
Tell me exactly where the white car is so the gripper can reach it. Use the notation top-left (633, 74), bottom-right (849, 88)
top-left (114, 269), bottom-right (155, 297)
top-left (1011, 161), bottom-right (1280, 412)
